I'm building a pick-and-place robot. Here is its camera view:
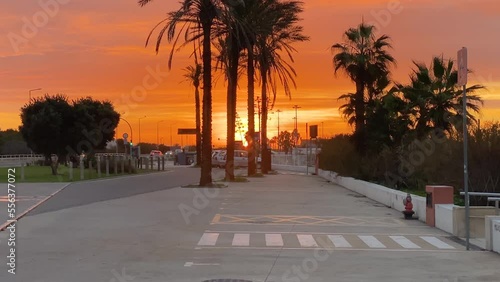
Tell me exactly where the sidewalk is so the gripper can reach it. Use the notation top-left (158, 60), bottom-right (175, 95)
top-left (0, 172), bottom-right (498, 282)
top-left (0, 182), bottom-right (70, 230)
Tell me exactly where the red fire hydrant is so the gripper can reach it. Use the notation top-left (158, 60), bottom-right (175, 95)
top-left (402, 193), bottom-right (415, 219)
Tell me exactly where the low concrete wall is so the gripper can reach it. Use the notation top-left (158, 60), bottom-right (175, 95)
top-left (435, 204), bottom-right (454, 234)
top-left (453, 206), bottom-right (497, 238)
top-left (485, 216), bottom-right (500, 253)
top-left (318, 169), bottom-right (426, 223)
top-left (272, 164), bottom-right (312, 174)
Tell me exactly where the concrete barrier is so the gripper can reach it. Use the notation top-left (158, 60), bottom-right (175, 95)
top-left (435, 204), bottom-right (454, 234)
top-left (272, 164), bottom-right (309, 174)
top-left (485, 216), bottom-right (500, 253)
top-left (318, 169), bottom-right (426, 222)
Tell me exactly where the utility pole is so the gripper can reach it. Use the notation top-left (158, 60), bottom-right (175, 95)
top-left (292, 105), bottom-right (301, 131)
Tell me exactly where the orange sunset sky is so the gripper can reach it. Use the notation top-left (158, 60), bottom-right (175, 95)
top-left (1, 0), bottom-right (499, 146)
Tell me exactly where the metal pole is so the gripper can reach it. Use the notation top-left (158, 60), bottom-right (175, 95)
top-left (463, 84), bottom-right (470, 250)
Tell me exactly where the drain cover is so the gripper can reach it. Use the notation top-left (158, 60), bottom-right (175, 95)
top-left (203, 280), bottom-right (252, 282)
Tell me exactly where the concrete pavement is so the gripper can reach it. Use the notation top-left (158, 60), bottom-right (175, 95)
top-left (0, 170), bottom-right (499, 281)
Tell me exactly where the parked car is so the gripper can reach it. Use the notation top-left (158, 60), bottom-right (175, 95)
top-left (213, 150), bottom-right (249, 168)
top-left (149, 150), bottom-right (163, 157)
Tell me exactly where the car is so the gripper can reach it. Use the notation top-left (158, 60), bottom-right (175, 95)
top-left (149, 150), bottom-right (163, 157)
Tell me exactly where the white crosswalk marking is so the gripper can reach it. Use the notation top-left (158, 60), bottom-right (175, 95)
top-left (266, 234), bottom-right (284, 247)
top-left (328, 235), bottom-right (352, 248)
top-left (390, 236), bottom-right (420, 249)
top-left (358, 235), bottom-right (386, 248)
top-left (196, 233), bottom-right (460, 251)
top-left (198, 233), bottom-right (219, 246)
top-left (420, 236), bottom-right (455, 249)
top-left (297, 234), bottom-right (319, 247)
top-left (232, 233), bottom-right (250, 246)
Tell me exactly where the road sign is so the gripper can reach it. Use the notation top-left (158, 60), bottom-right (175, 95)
top-left (458, 47), bottom-right (467, 87)
top-left (122, 133), bottom-right (129, 139)
top-left (177, 128), bottom-right (197, 135)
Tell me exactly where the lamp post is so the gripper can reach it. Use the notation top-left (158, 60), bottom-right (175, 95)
top-left (120, 118), bottom-right (133, 155)
top-left (138, 116), bottom-right (146, 144)
top-left (29, 88), bottom-right (42, 102)
top-left (157, 120), bottom-right (165, 147)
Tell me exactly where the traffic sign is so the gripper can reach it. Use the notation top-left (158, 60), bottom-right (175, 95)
top-left (122, 133), bottom-right (129, 139)
top-left (457, 47), bottom-right (467, 87)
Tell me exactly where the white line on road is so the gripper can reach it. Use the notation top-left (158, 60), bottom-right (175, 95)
top-left (232, 233), bottom-right (250, 246)
top-left (420, 236), bottom-right (455, 249)
top-left (266, 234), bottom-right (284, 247)
top-left (328, 235), bottom-right (352, 248)
top-left (184, 262), bottom-right (220, 267)
top-left (297, 234), bottom-right (319, 247)
top-left (390, 236), bottom-right (421, 249)
top-left (198, 233), bottom-right (219, 246)
top-left (358, 235), bottom-right (386, 248)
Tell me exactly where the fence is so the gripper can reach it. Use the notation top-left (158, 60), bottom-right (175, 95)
top-left (0, 154), bottom-right (45, 167)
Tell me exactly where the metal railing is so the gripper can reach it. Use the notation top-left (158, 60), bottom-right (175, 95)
top-left (460, 192), bottom-right (500, 215)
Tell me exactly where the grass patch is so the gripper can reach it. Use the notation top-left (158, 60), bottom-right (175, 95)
top-left (0, 165), bottom-right (158, 183)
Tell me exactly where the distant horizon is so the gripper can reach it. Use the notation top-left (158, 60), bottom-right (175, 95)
top-left (1, 0), bottom-right (499, 145)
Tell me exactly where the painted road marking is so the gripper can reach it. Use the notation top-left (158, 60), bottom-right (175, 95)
top-left (328, 235), bottom-right (352, 248)
top-left (198, 233), bottom-right (219, 246)
top-left (420, 236), bottom-right (455, 249)
top-left (232, 233), bottom-right (250, 246)
top-left (390, 236), bottom-right (421, 249)
top-left (265, 234), bottom-right (284, 247)
top-left (297, 234), bottom-right (319, 247)
top-left (196, 233), bottom-right (461, 251)
top-left (358, 235), bottom-right (386, 248)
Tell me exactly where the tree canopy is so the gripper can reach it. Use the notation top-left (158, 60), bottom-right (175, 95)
top-left (19, 94), bottom-right (120, 159)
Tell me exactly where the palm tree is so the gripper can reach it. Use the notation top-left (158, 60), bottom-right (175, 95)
top-left (399, 56), bottom-right (483, 138)
top-left (256, 0), bottom-right (308, 173)
top-left (183, 61), bottom-right (203, 166)
top-left (138, 0), bottom-right (236, 185)
top-left (332, 22), bottom-right (395, 154)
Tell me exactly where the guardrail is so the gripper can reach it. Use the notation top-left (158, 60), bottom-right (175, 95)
top-left (0, 154), bottom-right (44, 159)
top-left (460, 191), bottom-right (500, 216)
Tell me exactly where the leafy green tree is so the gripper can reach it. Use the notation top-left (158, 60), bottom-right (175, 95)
top-left (19, 95), bottom-right (74, 162)
top-left (332, 22), bottom-right (395, 154)
top-left (19, 95), bottom-right (120, 175)
top-left (277, 130), bottom-right (293, 154)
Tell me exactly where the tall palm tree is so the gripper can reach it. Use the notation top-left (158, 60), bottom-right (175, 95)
top-left (138, 0), bottom-right (235, 185)
top-left (332, 22), bottom-right (395, 154)
top-left (257, 0), bottom-right (308, 173)
top-left (399, 56), bottom-right (483, 138)
top-left (183, 61), bottom-right (203, 166)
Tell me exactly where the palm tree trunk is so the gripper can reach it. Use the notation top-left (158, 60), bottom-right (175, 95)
top-left (247, 48), bottom-right (256, 175)
top-left (355, 79), bottom-right (366, 154)
top-left (225, 46), bottom-right (239, 181)
top-left (261, 73), bottom-right (270, 173)
top-left (200, 16), bottom-right (213, 186)
top-left (195, 86), bottom-right (202, 166)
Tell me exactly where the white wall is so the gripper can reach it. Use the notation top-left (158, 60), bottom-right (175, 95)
top-left (493, 219), bottom-right (500, 253)
top-left (435, 204), bottom-right (454, 234)
top-left (318, 169), bottom-right (427, 223)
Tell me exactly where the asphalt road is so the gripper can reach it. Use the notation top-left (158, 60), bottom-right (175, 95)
top-left (29, 167), bottom-right (200, 216)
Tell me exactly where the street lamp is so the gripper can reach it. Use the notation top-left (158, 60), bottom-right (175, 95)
top-left (29, 88), bottom-right (42, 102)
top-left (157, 120), bottom-right (165, 147)
top-left (138, 116), bottom-right (146, 144)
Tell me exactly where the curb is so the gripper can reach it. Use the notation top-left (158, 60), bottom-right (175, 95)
top-left (0, 182), bottom-right (71, 231)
